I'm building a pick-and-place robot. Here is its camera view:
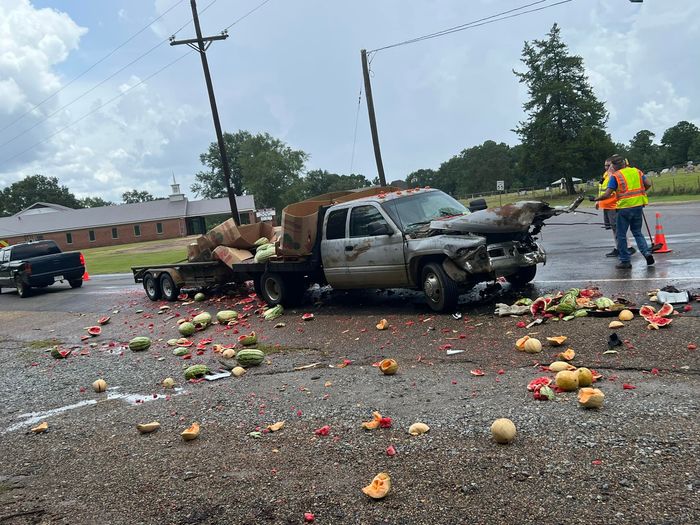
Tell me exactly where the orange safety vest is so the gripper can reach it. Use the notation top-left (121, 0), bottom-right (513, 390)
top-left (597, 173), bottom-right (617, 210)
top-left (613, 167), bottom-right (648, 209)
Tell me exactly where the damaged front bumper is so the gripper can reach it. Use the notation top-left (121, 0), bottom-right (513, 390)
top-left (441, 240), bottom-right (545, 284)
top-left (486, 241), bottom-right (546, 277)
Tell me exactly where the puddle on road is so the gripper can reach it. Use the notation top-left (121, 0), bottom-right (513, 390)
top-left (4, 386), bottom-right (185, 434)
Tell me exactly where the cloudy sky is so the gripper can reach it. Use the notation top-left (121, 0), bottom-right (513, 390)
top-left (0, 0), bottom-right (698, 202)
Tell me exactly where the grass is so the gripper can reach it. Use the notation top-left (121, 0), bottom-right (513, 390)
top-left (82, 237), bottom-right (193, 275)
top-left (461, 170), bottom-right (700, 209)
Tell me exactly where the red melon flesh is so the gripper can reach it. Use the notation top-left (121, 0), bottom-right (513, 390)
top-left (87, 326), bottom-right (102, 336)
top-left (657, 303), bottom-right (674, 317)
top-left (648, 315), bottom-right (672, 326)
top-left (639, 305), bottom-right (656, 320)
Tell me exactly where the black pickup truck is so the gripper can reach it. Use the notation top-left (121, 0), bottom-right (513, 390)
top-left (0, 240), bottom-right (85, 298)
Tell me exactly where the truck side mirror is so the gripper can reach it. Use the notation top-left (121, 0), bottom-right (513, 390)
top-left (368, 222), bottom-right (393, 236)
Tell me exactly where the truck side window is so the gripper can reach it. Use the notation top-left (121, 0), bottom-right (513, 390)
top-left (326, 209), bottom-right (348, 240)
top-left (350, 205), bottom-right (388, 237)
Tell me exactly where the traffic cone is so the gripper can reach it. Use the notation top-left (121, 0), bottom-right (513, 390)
top-left (653, 212), bottom-right (672, 253)
top-left (82, 270), bottom-right (90, 281)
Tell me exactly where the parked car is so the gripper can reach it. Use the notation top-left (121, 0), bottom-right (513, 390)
top-left (0, 240), bottom-right (85, 297)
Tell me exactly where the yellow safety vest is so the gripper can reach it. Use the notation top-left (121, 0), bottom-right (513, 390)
top-left (613, 167), bottom-right (648, 209)
top-left (597, 173), bottom-right (617, 210)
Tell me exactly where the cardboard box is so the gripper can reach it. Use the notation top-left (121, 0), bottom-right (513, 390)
top-left (196, 234), bottom-right (215, 252)
top-left (212, 246), bottom-right (254, 267)
top-left (229, 222), bottom-right (275, 249)
top-left (187, 242), bottom-right (212, 262)
top-left (206, 218), bottom-right (240, 248)
top-left (280, 200), bottom-right (325, 256)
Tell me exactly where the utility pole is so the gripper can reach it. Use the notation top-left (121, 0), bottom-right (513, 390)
top-left (171, 0), bottom-right (240, 224)
top-left (360, 49), bottom-right (386, 187)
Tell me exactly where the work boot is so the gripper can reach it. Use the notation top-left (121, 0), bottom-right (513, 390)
top-left (615, 261), bottom-right (632, 269)
top-left (605, 248), bottom-right (619, 257)
top-left (645, 254), bottom-right (655, 266)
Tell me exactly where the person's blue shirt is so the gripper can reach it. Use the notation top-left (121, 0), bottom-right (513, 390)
top-left (607, 171), bottom-right (647, 190)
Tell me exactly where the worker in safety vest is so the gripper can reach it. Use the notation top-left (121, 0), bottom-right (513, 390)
top-left (591, 154), bottom-right (653, 269)
top-left (598, 158), bottom-right (635, 258)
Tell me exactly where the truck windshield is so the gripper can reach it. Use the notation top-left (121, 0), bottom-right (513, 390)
top-left (382, 191), bottom-right (469, 233)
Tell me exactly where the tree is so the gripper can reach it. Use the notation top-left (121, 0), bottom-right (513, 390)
top-left (688, 133), bottom-right (700, 162)
top-left (660, 121), bottom-right (700, 166)
top-left (192, 131), bottom-right (308, 212)
top-left (627, 130), bottom-right (661, 171)
top-left (122, 190), bottom-right (155, 204)
top-left (78, 196), bottom-right (114, 208)
top-left (0, 174), bottom-right (80, 216)
top-left (514, 24), bottom-right (613, 193)
top-left (406, 168), bottom-right (439, 188)
top-left (299, 170), bottom-right (370, 199)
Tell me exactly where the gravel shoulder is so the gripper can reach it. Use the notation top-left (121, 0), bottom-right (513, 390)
top-left (0, 290), bottom-right (698, 524)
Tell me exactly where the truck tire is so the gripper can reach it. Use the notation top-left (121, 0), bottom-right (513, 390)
top-left (259, 272), bottom-right (304, 307)
top-left (69, 279), bottom-right (83, 289)
top-left (421, 262), bottom-right (459, 313)
top-left (159, 272), bottom-right (180, 301)
top-left (505, 265), bottom-right (537, 286)
top-left (15, 276), bottom-right (30, 298)
top-left (143, 273), bottom-right (162, 301)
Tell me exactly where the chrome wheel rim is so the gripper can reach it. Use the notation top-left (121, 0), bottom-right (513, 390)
top-left (424, 272), bottom-right (441, 303)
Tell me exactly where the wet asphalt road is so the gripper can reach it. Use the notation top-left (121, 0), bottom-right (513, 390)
top-left (1, 202), bottom-right (697, 314)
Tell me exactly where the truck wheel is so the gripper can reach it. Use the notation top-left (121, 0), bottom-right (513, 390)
top-left (159, 273), bottom-right (180, 301)
top-left (505, 265), bottom-right (537, 286)
top-left (143, 273), bottom-right (162, 301)
top-left (422, 262), bottom-right (459, 312)
top-left (259, 272), bottom-right (302, 306)
top-left (15, 276), bottom-right (30, 298)
top-left (69, 279), bottom-right (83, 289)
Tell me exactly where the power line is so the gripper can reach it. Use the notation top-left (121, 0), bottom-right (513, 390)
top-left (369, 0), bottom-right (572, 53)
top-left (0, 0), bottom-right (219, 153)
top-left (1, 52), bottom-right (193, 166)
top-left (223, 0), bottom-right (273, 31)
top-left (0, 0), bottom-right (186, 134)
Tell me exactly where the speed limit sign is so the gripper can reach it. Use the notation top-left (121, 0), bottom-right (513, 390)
top-left (496, 180), bottom-right (505, 191)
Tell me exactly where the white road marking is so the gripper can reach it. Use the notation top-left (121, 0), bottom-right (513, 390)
top-left (535, 277), bottom-right (700, 283)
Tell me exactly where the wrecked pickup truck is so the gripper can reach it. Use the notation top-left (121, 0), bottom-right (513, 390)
top-left (133, 188), bottom-right (582, 312)
top-left (308, 188), bottom-right (583, 311)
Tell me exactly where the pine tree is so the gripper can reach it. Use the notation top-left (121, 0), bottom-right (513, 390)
top-left (514, 24), bottom-right (613, 194)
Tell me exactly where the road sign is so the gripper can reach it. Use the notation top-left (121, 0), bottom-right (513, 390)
top-left (496, 180), bottom-right (505, 191)
top-left (255, 208), bottom-right (276, 221)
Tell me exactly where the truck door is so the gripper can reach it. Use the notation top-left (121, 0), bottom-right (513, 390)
top-left (343, 204), bottom-right (408, 288)
top-left (320, 207), bottom-right (353, 288)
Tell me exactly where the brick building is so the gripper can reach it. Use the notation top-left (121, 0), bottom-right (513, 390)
top-left (0, 184), bottom-right (256, 251)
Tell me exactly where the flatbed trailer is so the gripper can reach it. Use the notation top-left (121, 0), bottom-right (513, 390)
top-left (132, 207), bottom-right (329, 305)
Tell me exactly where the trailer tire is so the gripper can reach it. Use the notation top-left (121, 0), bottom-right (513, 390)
top-left (421, 262), bottom-right (459, 313)
top-left (143, 273), bottom-right (162, 301)
top-left (159, 272), bottom-right (180, 302)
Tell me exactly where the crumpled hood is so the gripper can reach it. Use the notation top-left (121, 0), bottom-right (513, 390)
top-left (430, 201), bottom-right (554, 234)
